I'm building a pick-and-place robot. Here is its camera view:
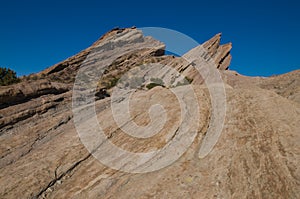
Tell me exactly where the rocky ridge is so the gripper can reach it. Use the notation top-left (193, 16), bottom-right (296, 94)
top-left (0, 27), bottom-right (299, 199)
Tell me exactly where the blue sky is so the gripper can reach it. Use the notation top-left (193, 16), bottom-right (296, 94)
top-left (0, 0), bottom-right (299, 77)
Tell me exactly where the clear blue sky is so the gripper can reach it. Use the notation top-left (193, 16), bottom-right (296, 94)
top-left (0, 0), bottom-right (299, 77)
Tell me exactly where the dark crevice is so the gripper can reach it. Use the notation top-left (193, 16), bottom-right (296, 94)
top-left (1, 115), bottom-right (72, 168)
top-left (0, 88), bottom-right (69, 109)
top-left (207, 38), bottom-right (219, 51)
top-left (0, 103), bottom-right (58, 129)
top-left (179, 63), bottom-right (193, 73)
top-left (35, 153), bottom-right (92, 199)
top-left (150, 48), bottom-right (165, 57)
top-left (217, 51), bottom-right (230, 69)
top-left (53, 97), bottom-right (65, 103)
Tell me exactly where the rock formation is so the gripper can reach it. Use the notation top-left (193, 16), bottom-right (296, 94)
top-left (0, 27), bottom-right (299, 199)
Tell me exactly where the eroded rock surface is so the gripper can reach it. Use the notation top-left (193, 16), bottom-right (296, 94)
top-left (0, 28), bottom-right (299, 199)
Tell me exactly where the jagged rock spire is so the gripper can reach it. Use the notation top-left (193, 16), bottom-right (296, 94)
top-left (203, 33), bottom-right (232, 70)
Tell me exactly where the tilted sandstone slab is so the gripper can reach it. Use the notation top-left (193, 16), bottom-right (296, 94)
top-left (0, 28), bottom-right (299, 199)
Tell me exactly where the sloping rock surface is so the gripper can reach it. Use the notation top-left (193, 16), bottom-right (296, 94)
top-left (0, 28), bottom-right (299, 199)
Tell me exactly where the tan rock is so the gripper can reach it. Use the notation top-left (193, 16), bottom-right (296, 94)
top-left (0, 28), bottom-right (299, 199)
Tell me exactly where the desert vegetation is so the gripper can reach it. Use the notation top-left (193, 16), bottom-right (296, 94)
top-left (0, 67), bottom-right (20, 86)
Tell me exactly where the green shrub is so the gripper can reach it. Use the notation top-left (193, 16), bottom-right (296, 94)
top-left (150, 77), bottom-right (164, 85)
top-left (146, 82), bottom-right (164, 90)
top-left (108, 77), bottom-right (120, 88)
top-left (0, 67), bottom-right (20, 86)
top-left (30, 75), bottom-right (38, 80)
top-left (185, 77), bottom-right (193, 84)
top-left (174, 77), bottom-right (193, 87)
top-left (146, 78), bottom-right (165, 90)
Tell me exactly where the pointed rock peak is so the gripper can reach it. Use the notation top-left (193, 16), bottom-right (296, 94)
top-left (213, 32), bottom-right (222, 39)
top-left (208, 33), bottom-right (222, 40)
top-left (221, 42), bottom-right (232, 50)
top-left (39, 26), bottom-right (164, 79)
top-left (203, 33), bottom-right (222, 49)
top-left (91, 26), bottom-right (137, 47)
top-left (183, 32), bottom-right (232, 71)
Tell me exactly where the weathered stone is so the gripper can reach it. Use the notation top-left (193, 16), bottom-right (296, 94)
top-left (0, 28), bottom-right (299, 199)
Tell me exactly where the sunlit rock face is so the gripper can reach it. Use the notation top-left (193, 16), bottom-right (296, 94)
top-left (0, 27), bottom-right (299, 199)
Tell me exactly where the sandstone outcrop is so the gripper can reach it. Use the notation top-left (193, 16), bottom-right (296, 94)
top-left (202, 33), bottom-right (232, 70)
top-left (0, 28), bottom-right (299, 199)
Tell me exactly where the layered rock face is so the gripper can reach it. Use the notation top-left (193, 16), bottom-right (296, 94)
top-left (202, 33), bottom-right (232, 70)
top-left (0, 28), bottom-right (299, 199)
